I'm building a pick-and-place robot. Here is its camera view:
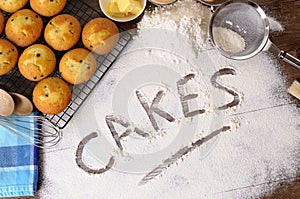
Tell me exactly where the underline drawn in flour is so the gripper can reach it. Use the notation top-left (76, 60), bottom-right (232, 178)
top-left (211, 68), bottom-right (241, 110)
top-left (75, 132), bottom-right (115, 174)
top-left (139, 126), bottom-right (231, 185)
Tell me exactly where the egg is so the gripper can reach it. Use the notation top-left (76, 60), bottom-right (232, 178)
top-left (9, 92), bottom-right (33, 115)
top-left (0, 89), bottom-right (15, 117)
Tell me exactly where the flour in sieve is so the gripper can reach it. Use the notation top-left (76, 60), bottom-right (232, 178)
top-left (212, 27), bottom-right (246, 53)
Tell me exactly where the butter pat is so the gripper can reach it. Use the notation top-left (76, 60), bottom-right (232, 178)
top-left (117, 0), bottom-right (131, 12)
top-left (288, 79), bottom-right (300, 100)
top-left (107, 0), bottom-right (142, 18)
top-left (126, 0), bottom-right (142, 15)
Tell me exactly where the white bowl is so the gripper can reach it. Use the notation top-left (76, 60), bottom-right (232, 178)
top-left (99, 0), bottom-right (147, 22)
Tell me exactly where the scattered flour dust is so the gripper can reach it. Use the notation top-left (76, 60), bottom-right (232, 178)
top-left (268, 16), bottom-right (284, 32)
top-left (39, 1), bottom-right (298, 199)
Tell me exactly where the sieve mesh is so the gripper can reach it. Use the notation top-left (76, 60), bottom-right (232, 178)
top-left (210, 1), bottom-right (270, 59)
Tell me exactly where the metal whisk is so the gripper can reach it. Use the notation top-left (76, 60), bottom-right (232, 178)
top-left (0, 115), bottom-right (62, 148)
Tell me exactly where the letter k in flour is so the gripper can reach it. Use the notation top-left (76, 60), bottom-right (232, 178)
top-left (136, 90), bottom-right (175, 131)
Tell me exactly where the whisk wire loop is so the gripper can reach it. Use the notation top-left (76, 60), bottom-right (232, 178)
top-left (0, 115), bottom-right (62, 148)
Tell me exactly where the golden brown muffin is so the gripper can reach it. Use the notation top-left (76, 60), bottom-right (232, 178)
top-left (44, 14), bottom-right (81, 51)
top-left (0, 12), bottom-right (4, 35)
top-left (18, 44), bottom-right (56, 81)
top-left (33, 77), bottom-right (72, 114)
top-left (59, 48), bottom-right (96, 84)
top-left (0, 0), bottom-right (28, 13)
top-left (82, 18), bottom-right (119, 55)
top-left (5, 9), bottom-right (43, 47)
top-left (30, 0), bottom-right (66, 17)
top-left (0, 39), bottom-right (18, 76)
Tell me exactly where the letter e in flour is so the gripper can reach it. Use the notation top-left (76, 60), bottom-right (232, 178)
top-left (177, 74), bottom-right (206, 117)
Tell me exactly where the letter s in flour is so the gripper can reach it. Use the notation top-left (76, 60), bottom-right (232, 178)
top-left (211, 68), bottom-right (241, 110)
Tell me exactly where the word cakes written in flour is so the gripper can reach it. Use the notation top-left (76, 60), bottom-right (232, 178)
top-left (75, 67), bottom-right (241, 178)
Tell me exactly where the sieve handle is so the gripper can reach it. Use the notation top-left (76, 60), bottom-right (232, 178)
top-left (268, 42), bottom-right (300, 70)
top-left (279, 51), bottom-right (300, 70)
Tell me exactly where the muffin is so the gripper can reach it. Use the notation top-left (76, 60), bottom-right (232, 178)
top-left (5, 9), bottom-right (43, 47)
top-left (18, 44), bottom-right (56, 81)
top-left (82, 18), bottom-right (119, 55)
top-left (30, 0), bottom-right (67, 17)
top-left (0, 12), bottom-right (4, 35)
top-left (0, 0), bottom-right (28, 13)
top-left (0, 39), bottom-right (18, 76)
top-left (33, 77), bottom-right (72, 114)
top-left (59, 48), bottom-right (96, 84)
top-left (44, 14), bottom-right (81, 51)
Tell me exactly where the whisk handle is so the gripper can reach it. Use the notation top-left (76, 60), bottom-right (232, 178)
top-left (279, 51), bottom-right (300, 70)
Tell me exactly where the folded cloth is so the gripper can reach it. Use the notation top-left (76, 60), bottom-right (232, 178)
top-left (0, 113), bottom-right (38, 198)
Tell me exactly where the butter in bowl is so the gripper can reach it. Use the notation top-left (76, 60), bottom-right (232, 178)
top-left (99, 0), bottom-right (147, 22)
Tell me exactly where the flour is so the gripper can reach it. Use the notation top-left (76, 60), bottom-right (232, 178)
top-left (268, 16), bottom-right (284, 32)
top-left (39, 1), bottom-right (299, 199)
top-left (137, 0), bottom-right (212, 53)
top-left (212, 27), bottom-right (246, 53)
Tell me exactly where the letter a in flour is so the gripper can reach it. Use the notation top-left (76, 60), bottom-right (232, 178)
top-left (105, 115), bottom-right (148, 151)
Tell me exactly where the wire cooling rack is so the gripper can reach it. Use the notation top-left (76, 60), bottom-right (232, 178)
top-left (0, 0), bottom-right (132, 129)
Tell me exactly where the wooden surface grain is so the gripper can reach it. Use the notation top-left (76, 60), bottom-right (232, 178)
top-left (4, 0), bottom-right (299, 198)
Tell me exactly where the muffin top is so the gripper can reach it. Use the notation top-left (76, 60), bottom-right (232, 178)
top-left (5, 9), bottom-right (43, 47)
top-left (30, 0), bottom-right (67, 17)
top-left (82, 18), bottom-right (119, 55)
top-left (0, 0), bottom-right (28, 13)
top-left (33, 77), bottom-right (72, 114)
top-left (59, 48), bottom-right (96, 84)
top-left (18, 44), bottom-right (56, 81)
top-left (0, 39), bottom-right (19, 76)
top-left (44, 14), bottom-right (82, 51)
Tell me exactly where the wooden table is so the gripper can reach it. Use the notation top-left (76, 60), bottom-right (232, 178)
top-left (6, 0), bottom-right (299, 198)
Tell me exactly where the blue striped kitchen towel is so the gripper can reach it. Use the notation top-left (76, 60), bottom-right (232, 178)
top-left (0, 113), bottom-right (38, 198)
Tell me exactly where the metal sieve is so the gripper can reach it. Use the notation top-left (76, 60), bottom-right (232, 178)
top-left (209, 0), bottom-right (300, 69)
